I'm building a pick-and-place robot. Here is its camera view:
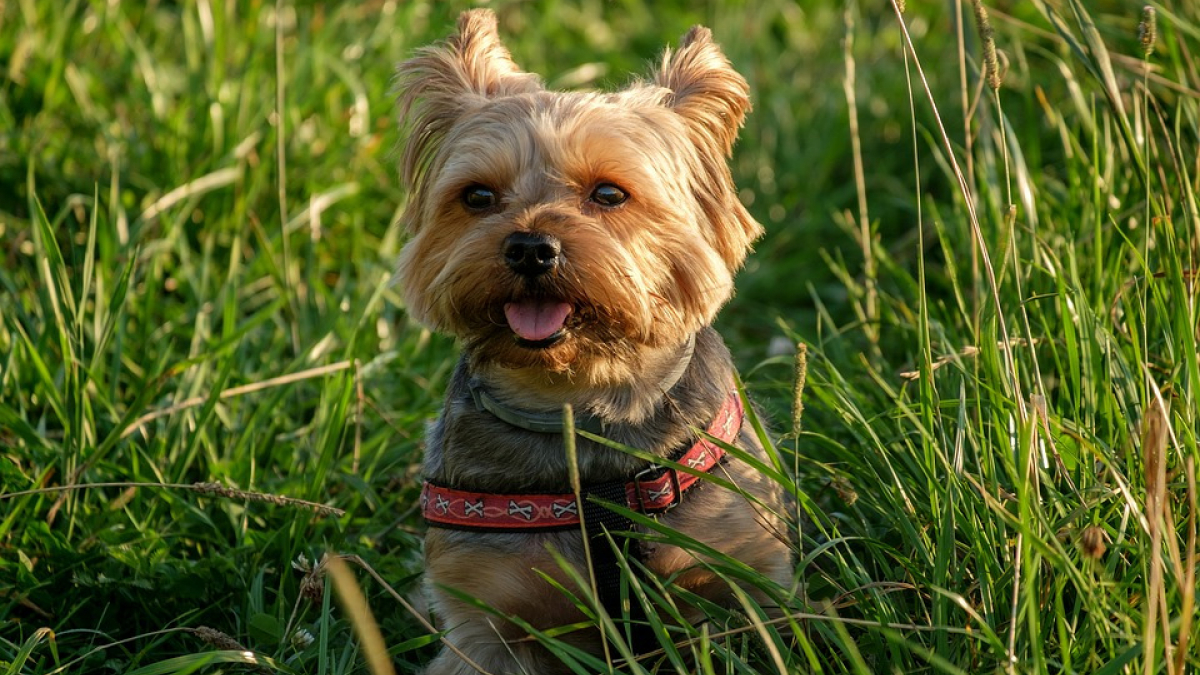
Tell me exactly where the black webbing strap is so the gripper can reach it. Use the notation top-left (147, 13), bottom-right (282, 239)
top-left (580, 481), bottom-right (658, 654)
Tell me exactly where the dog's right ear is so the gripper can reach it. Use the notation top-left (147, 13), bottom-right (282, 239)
top-left (655, 26), bottom-right (751, 159)
top-left (396, 9), bottom-right (541, 188)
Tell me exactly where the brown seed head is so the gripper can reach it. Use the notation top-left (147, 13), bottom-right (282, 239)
top-left (791, 342), bottom-right (808, 437)
top-left (1139, 7), bottom-right (1157, 56)
top-left (294, 552), bottom-right (327, 603)
top-left (971, 0), bottom-right (1002, 90)
top-left (831, 476), bottom-right (859, 507)
top-left (1079, 525), bottom-right (1108, 559)
top-left (191, 626), bottom-right (247, 651)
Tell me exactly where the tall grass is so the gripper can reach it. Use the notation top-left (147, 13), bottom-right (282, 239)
top-left (2, 1), bottom-right (1198, 673)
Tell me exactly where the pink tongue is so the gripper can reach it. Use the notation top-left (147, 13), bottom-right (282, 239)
top-left (504, 301), bottom-right (572, 341)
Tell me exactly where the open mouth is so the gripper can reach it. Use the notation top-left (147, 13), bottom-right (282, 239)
top-left (504, 299), bottom-right (572, 347)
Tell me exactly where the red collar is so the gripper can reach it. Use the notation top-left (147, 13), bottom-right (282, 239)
top-left (421, 390), bottom-right (744, 530)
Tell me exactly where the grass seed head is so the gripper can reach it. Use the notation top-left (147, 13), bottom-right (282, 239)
top-left (1139, 6), bottom-right (1157, 56)
top-left (971, 0), bottom-right (1002, 90)
top-left (832, 475), bottom-right (859, 506)
top-left (1142, 393), bottom-right (1170, 518)
top-left (191, 626), bottom-right (247, 651)
top-left (792, 342), bottom-right (808, 436)
top-left (1079, 525), bottom-right (1107, 560)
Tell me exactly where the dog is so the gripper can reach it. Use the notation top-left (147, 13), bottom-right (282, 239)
top-left (395, 10), bottom-right (793, 674)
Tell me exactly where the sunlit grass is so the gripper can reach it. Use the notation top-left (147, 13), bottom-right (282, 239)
top-left (2, 1), bottom-right (1198, 673)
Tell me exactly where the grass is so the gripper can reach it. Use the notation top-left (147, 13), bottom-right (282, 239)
top-left (2, 0), bottom-right (1198, 673)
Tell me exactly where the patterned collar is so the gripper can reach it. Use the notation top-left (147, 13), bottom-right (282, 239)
top-left (421, 389), bottom-right (743, 530)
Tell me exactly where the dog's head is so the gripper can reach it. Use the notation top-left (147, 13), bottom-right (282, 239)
top-left (395, 10), bottom-right (761, 376)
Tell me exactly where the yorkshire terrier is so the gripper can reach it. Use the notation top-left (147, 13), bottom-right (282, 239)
top-left (396, 10), bottom-right (792, 674)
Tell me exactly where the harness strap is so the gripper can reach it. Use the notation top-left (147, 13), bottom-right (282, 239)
top-left (421, 384), bottom-right (745, 656)
top-left (579, 480), bottom-right (656, 651)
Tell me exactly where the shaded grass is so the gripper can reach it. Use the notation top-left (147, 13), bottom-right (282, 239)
top-left (3, 0), bottom-right (1200, 673)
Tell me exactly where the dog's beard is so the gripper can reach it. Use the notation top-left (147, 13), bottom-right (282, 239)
top-left (459, 289), bottom-right (643, 373)
top-left (413, 230), bottom-right (676, 373)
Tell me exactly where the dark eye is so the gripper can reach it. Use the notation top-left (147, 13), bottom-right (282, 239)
top-left (462, 185), bottom-right (498, 210)
top-left (590, 183), bottom-right (628, 207)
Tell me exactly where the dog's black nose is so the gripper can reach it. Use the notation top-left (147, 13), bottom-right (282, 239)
top-left (503, 232), bottom-right (561, 277)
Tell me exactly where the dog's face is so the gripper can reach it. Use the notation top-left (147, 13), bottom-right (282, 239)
top-left (396, 11), bottom-right (761, 376)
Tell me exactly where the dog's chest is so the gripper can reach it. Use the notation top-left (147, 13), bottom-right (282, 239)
top-left (427, 399), bottom-right (683, 493)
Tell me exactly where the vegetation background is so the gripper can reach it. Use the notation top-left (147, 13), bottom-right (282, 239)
top-left (2, 0), bottom-right (1198, 673)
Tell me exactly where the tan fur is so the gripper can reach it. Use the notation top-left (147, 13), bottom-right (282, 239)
top-left (396, 11), bottom-right (791, 674)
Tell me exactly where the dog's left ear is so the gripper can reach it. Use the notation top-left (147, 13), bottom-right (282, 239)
top-left (656, 27), bottom-right (762, 271)
top-left (655, 26), bottom-right (751, 158)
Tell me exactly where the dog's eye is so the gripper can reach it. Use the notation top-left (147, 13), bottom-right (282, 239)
top-left (462, 185), bottom-right (498, 210)
top-left (590, 184), bottom-right (628, 207)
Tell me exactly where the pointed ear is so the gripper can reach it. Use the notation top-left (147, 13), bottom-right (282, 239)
top-left (654, 27), bottom-right (761, 271)
top-left (396, 9), bottom-right (541, 188)
top-left (655, 26), bottom-right (750, 157)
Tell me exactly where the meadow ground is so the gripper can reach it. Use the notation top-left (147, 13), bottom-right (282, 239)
top-left (2, 1), bottom-right (1199, 673)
